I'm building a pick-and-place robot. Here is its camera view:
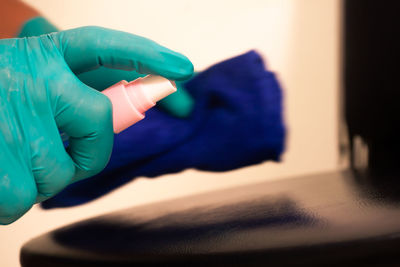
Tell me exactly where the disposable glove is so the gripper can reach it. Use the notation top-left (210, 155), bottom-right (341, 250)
top-left (0, 26), bottom-right (193, 224)
top-left (18, 17), bottom-right (195, 118)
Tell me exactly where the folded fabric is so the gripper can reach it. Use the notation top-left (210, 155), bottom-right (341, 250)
top-left (42, 50), bottom-right (285, 209)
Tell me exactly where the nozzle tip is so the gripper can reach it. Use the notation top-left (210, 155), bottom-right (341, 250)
top-left (140, 75), bottom-right (177, 103)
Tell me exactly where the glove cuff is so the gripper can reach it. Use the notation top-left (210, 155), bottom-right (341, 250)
top-left (17, 16), bottom-right (59, 38)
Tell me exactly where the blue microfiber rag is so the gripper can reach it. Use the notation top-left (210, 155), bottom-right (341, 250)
top-left (42, 50), bottom-right (285, 209)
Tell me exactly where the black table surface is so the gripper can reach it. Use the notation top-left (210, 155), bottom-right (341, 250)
top-left (20, 170), bottom-right (400, 266)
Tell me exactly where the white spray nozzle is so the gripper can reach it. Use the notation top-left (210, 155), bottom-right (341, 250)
top-left (140, 75), bottom-right (177, 103)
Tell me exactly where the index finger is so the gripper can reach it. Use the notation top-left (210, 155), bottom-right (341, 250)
top-left (51, 26), bottom-right (194, 81)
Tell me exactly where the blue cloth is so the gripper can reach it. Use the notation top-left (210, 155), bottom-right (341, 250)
top-left (42, 50), bottom-right (285, 209)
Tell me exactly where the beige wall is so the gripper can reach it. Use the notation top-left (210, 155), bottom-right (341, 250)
top-left (0, 1), bottom-right (341, 266)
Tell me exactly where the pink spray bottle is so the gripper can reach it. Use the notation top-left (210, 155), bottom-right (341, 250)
top-left (102, 75), bottom-right (177, 133)
top-left (61, 75), bottom-right (175, 145)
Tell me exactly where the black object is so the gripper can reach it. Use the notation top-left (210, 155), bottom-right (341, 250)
top-left (20, 0), bottom-right (400, 266)
top-left (20, 171), bottom-right (400, 266)
top-left (345, 0), bottom-right (400, 173)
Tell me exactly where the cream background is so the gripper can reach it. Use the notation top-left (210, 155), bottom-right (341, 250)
top-left (0, 0), bottom-right (341, 266)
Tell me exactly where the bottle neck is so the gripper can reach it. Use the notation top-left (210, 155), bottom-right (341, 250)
top-left (125, 80), bottom-right (155, 114)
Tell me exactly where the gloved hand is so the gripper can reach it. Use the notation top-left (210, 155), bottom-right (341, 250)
top-left (17, 17), bottom-right (195, 118)
top-left (0, 26), bottom-right (193, 224)
top-left (42, 51), bottom-right (285, 209)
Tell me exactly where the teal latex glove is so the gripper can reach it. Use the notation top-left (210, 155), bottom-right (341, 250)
top-left (0, 26), bottom-right (193, 224)
top-left (18, 17), bottom-right (195, 118)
